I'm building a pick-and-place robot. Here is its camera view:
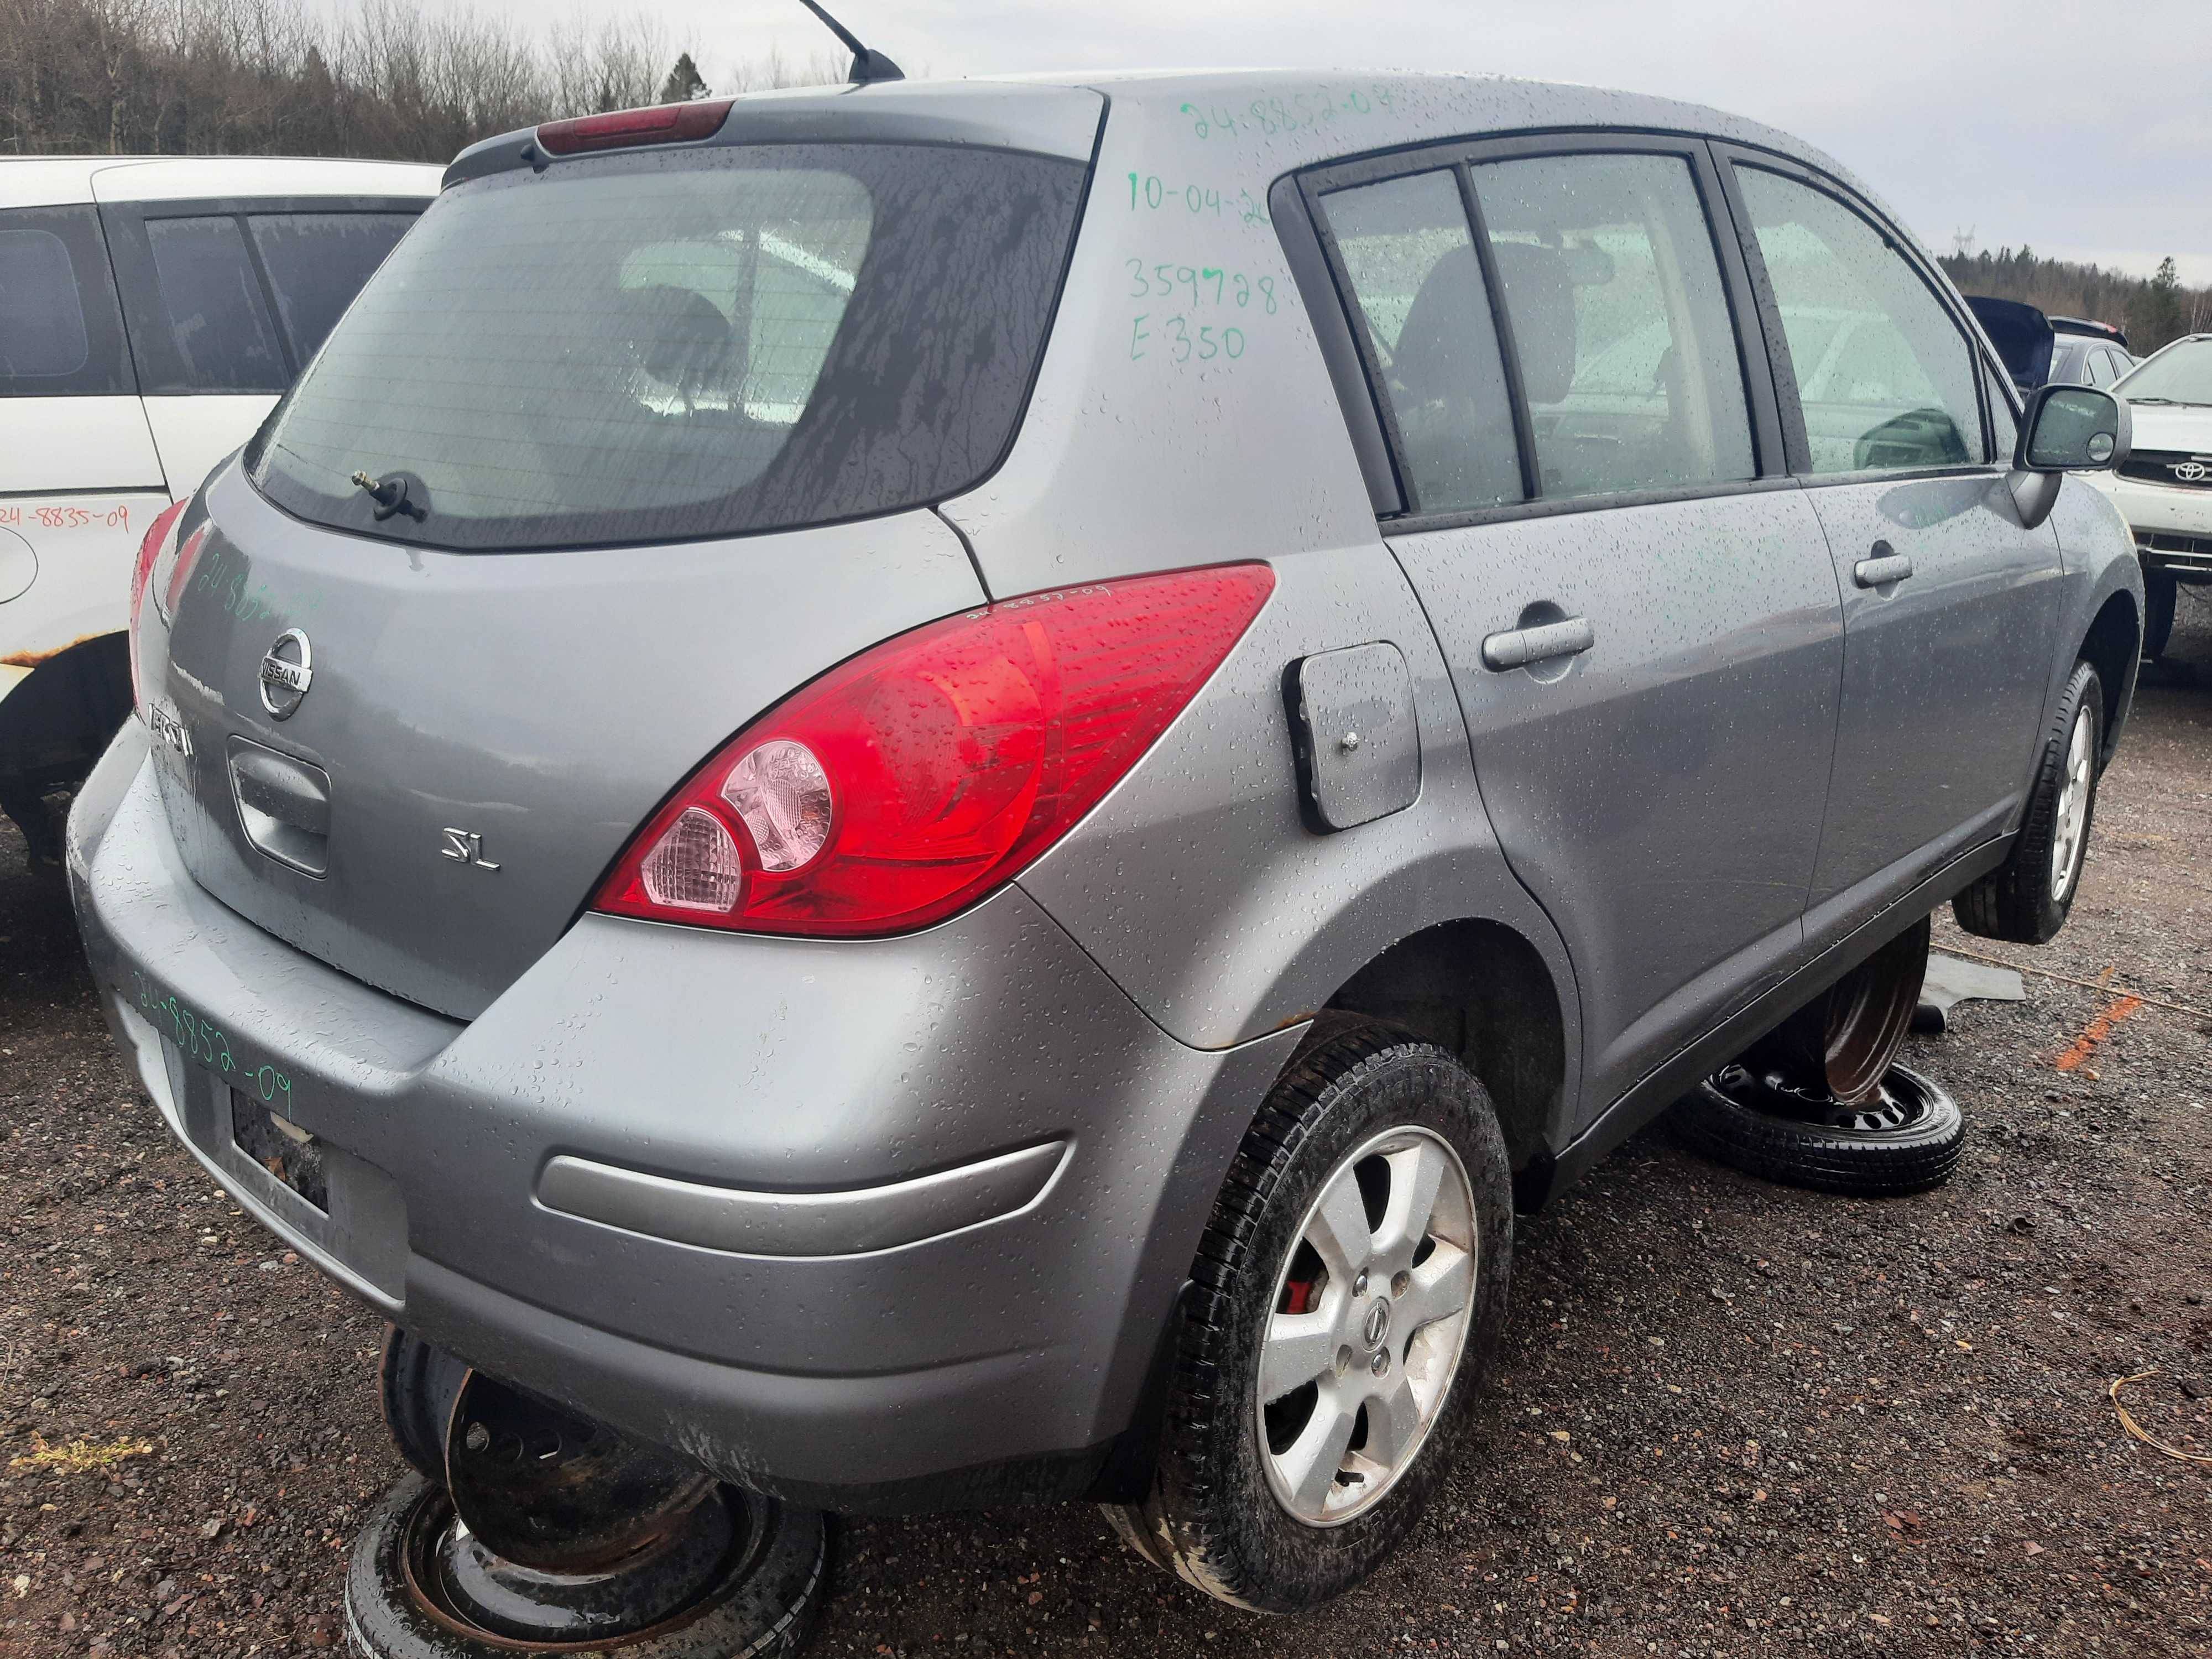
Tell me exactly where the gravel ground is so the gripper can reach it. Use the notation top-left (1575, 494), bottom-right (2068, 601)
top-left (3, 593), bottom-right (2209, 1659)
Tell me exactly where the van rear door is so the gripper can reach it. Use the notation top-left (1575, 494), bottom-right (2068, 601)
top-left (0, 201), bottom-right (168, 796)
top-left (142, 102), bottom-right (1099, 1019)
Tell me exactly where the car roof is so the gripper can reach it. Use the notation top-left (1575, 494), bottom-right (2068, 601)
top-left (451, 69), bottom-right (1886, 214)
top-left (2048, 316), bottom-right (2126, 343)
top-left (0, 154), bottom-right (441, 211)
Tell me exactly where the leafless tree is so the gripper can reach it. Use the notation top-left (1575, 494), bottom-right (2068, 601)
top-left (0, 0), bottom-right (839, 162)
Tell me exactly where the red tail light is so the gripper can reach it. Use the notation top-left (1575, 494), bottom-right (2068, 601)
top-left (127, 500), bottom-right (187, 712)
top-left (536, 100), bottom-right (734, 156)
top-left (593, 565), bottom-right (1276, 938)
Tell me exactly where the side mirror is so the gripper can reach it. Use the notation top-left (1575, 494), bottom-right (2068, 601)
top-left (2018, 384), bottom-right (2131, 471)
top-left (2008, 385), bottom-right (2131, 529)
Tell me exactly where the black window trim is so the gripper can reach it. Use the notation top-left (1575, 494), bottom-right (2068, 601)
top-left (1708, 142), bottom-right (2002, 488)
top-left (1279, 126), bottom-right (1792, 539)
top-left (1268, 170), bottom-right (1401, 517)
top-left (97, 194), bottom-right (427, 394)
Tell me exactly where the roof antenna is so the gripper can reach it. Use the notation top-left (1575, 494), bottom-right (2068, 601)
top-left (796, 0), bottom-right (904, 84)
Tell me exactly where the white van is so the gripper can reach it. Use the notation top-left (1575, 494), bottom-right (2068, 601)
top-left (1, 155), bottom-right (437, 860)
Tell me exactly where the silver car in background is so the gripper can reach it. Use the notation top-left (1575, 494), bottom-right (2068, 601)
top-left (70, 72), bottom-right (2143, 1612)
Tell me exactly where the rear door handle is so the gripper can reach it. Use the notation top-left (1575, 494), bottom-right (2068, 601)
top-left (1853, 550), bottom-right (1914, 588)
top-left (1481, 616), bottom-right (1595, 671)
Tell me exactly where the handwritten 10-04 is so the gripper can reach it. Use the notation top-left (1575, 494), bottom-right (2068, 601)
top-left (1126, 173), bottom-right (1266, 226)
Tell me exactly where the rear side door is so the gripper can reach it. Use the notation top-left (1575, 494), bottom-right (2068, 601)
top-left (1301, 134), bottom-right (1845, 1116)
top-left (1717, 152), bottom-right (2063, 936)
top-left (0, 202), bottom-right (168, 727)
top-left (94, 193), bottom-right (420, 497)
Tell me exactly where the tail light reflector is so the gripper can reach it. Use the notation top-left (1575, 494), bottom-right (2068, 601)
top-left (536, 100), bottom-right (734, 156)
top-left (127, 500), bottom-right (187, 712)
top-left (593, 564), bottom-right (1275, 937)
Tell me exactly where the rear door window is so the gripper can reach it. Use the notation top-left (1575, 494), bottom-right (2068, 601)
top-left (144, 216), bottom-right (287, 392)
top-left (1733, 166), bottom-right (1984, 473)
top-left (1468, 152), bottom-right (1755, 500)
top-left (1320, 170), bottom-right (1522, 513)
top-left (0, 205), bottom-right (134, 397)
top-left (246, 212), bottom-right (417, 366)
top-left (249, 144), bottom-right (1086, 551)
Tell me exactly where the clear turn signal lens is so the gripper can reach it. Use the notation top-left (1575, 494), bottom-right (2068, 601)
top-left (639, 806), bottom-right (744, 911)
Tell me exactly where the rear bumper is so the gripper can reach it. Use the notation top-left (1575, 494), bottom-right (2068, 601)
top-left (69, 725), bottom-right (1297, 1509)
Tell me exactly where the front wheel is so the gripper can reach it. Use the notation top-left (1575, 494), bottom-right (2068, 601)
top-left (1953, 659), bottom-right (2104, 945)
top-left (1103, 1026), bottom-right (1512, 1613)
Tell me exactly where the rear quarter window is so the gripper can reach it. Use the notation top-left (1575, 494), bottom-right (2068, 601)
top-left (0, 206), bottom-right (135, 397)
top-left (248, 143), bottom-right (1087, 552)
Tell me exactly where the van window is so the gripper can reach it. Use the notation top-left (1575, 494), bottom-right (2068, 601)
top-left (1469, 152), bottom-right (1755, 500)
top-left (0, 206), bottom-right (134, 397)
top-left (1322, 170), bottom-right (1522, 513)
top-left (251, 144), bottom-right (1085, 551)
top-left (145, 216), bottom-right (288, 393)
top-left (247, 213), bottom-right (418, 367)
top-left (1733, 168), bottom-right (1983, 473)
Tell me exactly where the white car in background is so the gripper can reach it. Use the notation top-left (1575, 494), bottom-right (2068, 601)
top-left (1, 155), bottom-right (437, 860)
top-left (2090, 333), bottom-right (2212, 660)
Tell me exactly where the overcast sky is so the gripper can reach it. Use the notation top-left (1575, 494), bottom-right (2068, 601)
top-left (424, 0), bottom-right (2212, 285)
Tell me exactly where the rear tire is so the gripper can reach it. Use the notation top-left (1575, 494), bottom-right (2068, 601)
top-left (1102, 1025), bottom-right (1512, 1613)
top-left (2143, 570), bottom-right (2176, 661)
top-left (1953, 659), bottom-right (2103, 945)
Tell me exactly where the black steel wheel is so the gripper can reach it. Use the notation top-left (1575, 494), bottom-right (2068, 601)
top-left (345, 1475), bottom-right (825, 1658)
top-left (1745, 919), bottom-right (1929, 1107)
top-left (1673, 1062), bottom-right (1964, 1197)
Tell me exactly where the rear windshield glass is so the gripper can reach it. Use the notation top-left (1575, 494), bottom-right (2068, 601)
top-left (249, 144), bottom-right (1087, 551)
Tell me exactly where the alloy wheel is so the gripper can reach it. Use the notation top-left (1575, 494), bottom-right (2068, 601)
top-left (2049, 704), bottom-right (2095, 902)
top-left (1255, 1126), bottom-right (1477, 1527)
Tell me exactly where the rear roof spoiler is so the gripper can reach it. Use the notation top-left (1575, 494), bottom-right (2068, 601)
top-left (441, 82), bottom-right (1104, 191)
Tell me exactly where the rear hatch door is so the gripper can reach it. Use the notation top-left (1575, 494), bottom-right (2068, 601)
top-left (144, 103), bottom-right (1094, 1019)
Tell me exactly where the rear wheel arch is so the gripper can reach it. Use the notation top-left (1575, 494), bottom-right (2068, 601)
top-left (1303, 919), bottom-right (1569, 1181)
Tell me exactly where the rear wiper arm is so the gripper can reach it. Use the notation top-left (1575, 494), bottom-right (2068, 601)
top-left (350, 469), bottom-right (426, 523)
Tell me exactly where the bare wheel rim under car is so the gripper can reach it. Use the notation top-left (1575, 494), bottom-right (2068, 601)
top-left (1256, 1125), bottom-right (1477, 1528)
top-left (2050, 703), bottom-right (2096, 902)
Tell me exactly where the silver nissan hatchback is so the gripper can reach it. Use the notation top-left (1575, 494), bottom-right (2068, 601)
top-left (71, 71), bottom-right (2143, 1613)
